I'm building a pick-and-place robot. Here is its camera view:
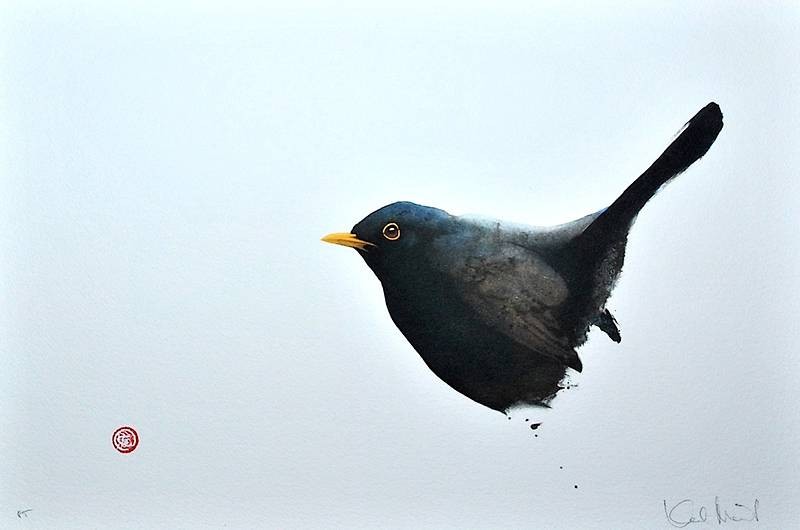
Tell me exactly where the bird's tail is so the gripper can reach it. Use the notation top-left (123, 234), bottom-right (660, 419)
top-left (576, 102), bottom-right (724, 251)
top-left (559, 103), bottom-right (723, 345)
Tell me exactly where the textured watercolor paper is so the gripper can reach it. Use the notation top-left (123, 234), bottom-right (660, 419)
top-left (2, 3), bottom-right (798, 529)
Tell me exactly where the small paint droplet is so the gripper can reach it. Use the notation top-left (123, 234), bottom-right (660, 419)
top-left (534, 434), bottom-right (538, 437)
top-left (559, 466), bottom-right (563, 470)
top-left (574, 485), bottom-right (578, 489)
top-left (530, 422), bottom-right (542, 430)
top-left (525, 418), bottom-right (529, 422)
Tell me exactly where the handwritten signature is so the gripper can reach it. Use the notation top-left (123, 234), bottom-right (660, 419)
top-left (663, 497), bottom-right (759, 527)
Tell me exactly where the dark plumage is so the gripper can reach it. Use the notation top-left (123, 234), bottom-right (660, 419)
top-left (322, 103), bottom-right (723, 413)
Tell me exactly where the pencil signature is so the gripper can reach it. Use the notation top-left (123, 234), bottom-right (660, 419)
top-left (663, 497), bottom-right (759, 527)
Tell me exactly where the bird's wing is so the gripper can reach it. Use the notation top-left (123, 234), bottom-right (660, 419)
top-left (431, 236), bottom-right (582, 371)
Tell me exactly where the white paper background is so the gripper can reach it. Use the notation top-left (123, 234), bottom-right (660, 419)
top-left (2, 2), bottom-right (798, 528)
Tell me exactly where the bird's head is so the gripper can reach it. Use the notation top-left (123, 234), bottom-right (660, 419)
top-left (321, 201), bottom-right (453, 280)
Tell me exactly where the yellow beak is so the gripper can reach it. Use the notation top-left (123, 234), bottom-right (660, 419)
top-left (321, 232), bottom-right (376, 251)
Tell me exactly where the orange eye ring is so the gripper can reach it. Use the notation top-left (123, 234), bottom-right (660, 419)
top-left (382, 222), bottom-right (400, 241)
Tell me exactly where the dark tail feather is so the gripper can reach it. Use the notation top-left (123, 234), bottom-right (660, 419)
top-left (558, 103), bottom-right (722, 346)
top-left (578, 102), bottom-right (723, 248)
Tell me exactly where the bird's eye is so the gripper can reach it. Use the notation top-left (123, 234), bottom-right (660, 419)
top-left (382, 222), bottom-right (400, 241)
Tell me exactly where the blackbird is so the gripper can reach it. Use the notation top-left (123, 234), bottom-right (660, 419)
top-left (322, 103), bottom-right (723, 413)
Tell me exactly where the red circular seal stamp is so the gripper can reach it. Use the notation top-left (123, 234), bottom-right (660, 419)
top-left (112, 426), bottom-right (139, 454)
